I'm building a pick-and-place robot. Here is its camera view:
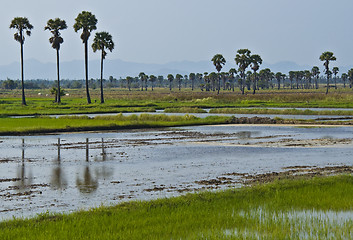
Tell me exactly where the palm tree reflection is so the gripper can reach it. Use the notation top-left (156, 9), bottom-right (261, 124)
top-left (76, 166), bottom-right (98, 194)
top-left (76, 138), bottom-right (98, 194)
top-left (16, 139), bottom-right (32, 191)
top-left (51, 138), bottom-right (67, 189)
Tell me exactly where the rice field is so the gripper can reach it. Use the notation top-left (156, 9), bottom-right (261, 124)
top-left (0, 175), bottom-right (352, 239)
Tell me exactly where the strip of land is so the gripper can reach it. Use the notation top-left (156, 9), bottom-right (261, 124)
top-left (0, 114), bottom-right (353, 135)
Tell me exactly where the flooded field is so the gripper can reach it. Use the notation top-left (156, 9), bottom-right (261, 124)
top-left (0, 124), bottom-right (353, 220)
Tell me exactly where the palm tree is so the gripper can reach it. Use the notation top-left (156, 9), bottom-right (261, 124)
top-left (250, 54), bottom-right (262, 94)
top-left (332, 67), bottom-right (339, 89)
top-left (92, 31), bottom-right (114, 103)
top-left (167, 74), bottom-right (174, 91)
top-left (319, 51), bottom-right (336, 94)
top-left (176, 74), bottom-right (183, 91)
top-left (211, 54), bottom-right (226, 94)
top-left (189, 73), bottom-right (196, 91)
top-left (10, 17), bottom-right (33, 105)
top-left (184, 75), bottom-right (188, 88)
top-left (157, 75), bottom-right (164, 88)
top-left (139, 72), bottom-right (146, 91)
top-left (45, 18), bottom-right (67, 103)
top-left (235, 49), bottom-right (251, 94)
top-left (228, 68), bottom-right (237, 92)
top-left (203, 72), bottom-right (209, 91)
top-left (304, 70), bottom-right (312, 89)
top-left (288, 71), bottom-right (295, 89)
top-left (149, 75), bottom-right (157, 91)
top-left (126, 76), bottom-right (133, 91)
top-left (311, 66), bottom-right (320, 89)
top-left (341, 73), bottom-right (348, 88)
top-left (275, 72), bottom-right (283, 90)
top-left (73, 11), bottom-right (98, 104)
top-left (348, 69), bottom-right (353, 88)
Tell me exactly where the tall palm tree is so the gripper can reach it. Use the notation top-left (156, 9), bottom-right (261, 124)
top-left (288, 71), bottom-right (295, 89)
top-left (139, 72), bottom-right (146, 91)
top-left (203, 72), bottom-right (209, 91)
top-left (348, 69), bottom-right (353, 88)
top-left (341, 73), bottom-right (348, 88)
top-left (73, 11), bottom-right (98, 104)
top-left (275, 72), bottom-right (283, 90)
top-left (92, 31), bottom-right (114, 104)
top-left (189, 73), bottom-right (196, 91)
top-left (311, 66), bottom-right (320, 89)
top-left (332, 67), bottom-right (339, 90)
top-left (211, 54), bottom-right (226, 94)
top-left (304, 70), bottom-right (312, 89)
top-left (228, 68), bottom-right (237, 92)
top-left (235, 49), bottom-right (251, 94)
top-left (319, 51), bottom-right (336, 94)
top-left (167, 74), bottom-right (174, 91)
top-left (176, 74), bottom-right (183, 91)
top-left (45, 18), bottom-right (67, 104)
top-left (126, 76), bottom-right (133, 91)
top-left (250, 54), bottom-right (262, 94)
top-left (10, 17), bottom-right (33, 105)
top-left (149, 75), bottom-right (157, 91)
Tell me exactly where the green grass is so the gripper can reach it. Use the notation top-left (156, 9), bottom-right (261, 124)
top-left (1, 175), bottom-right (353, 239)
top-left (209, 107), bottom-right (353, 116)
top-left (0, 114), bottom-right (232, 135)
top-left (2, 89), bottom-right (353, 116)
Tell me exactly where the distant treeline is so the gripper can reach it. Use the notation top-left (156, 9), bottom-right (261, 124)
top-left (0, 74), bottom-right (349, 91)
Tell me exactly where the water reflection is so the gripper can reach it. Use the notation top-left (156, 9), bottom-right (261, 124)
top-left (76, 166), bottom-right (98, 194)
top-left (16, 139), bottom-right (33, 191)
top-left (51, 138), bottom-right (67, 190)
top-left (86, 138), bottom-right (89, 162)
top-left (236, 131), bottom-right (252, 139)
top-left (94, 138), bottom-right (114, 179)
top-left (76, 138), bottom-right (103, 194)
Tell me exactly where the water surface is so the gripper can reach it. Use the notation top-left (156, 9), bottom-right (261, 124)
top-left (0, 125), bottom-right (352, 220)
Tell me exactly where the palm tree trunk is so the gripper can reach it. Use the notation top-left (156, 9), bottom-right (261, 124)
top-left (100, 50), bottom-right (104, 104)
top-left (56, 48), bottom-right (61, 103)
top-left (84, 40), bottom-right (91, 104)
top-left (20, 37), bottom-right (26, 106)
top-left (217, 74), bottom-right (220, 95)
top-left (253, 72), bottom-right (256, 94)
top-left (326, 73), bottom-right (329, 94)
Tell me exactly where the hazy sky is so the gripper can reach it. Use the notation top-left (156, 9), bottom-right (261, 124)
top-left (1, 0), bottom-right (352, 67)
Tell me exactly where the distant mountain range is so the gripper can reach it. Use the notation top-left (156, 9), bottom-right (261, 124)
top-left (0, 59), bottom-right (349, 80)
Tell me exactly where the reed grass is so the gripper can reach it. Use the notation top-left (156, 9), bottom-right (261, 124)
top-left (1, 175), bottom-right (353, 239)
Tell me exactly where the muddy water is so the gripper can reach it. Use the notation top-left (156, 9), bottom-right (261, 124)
top-left (0, 125), bottom-right (353, 220)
